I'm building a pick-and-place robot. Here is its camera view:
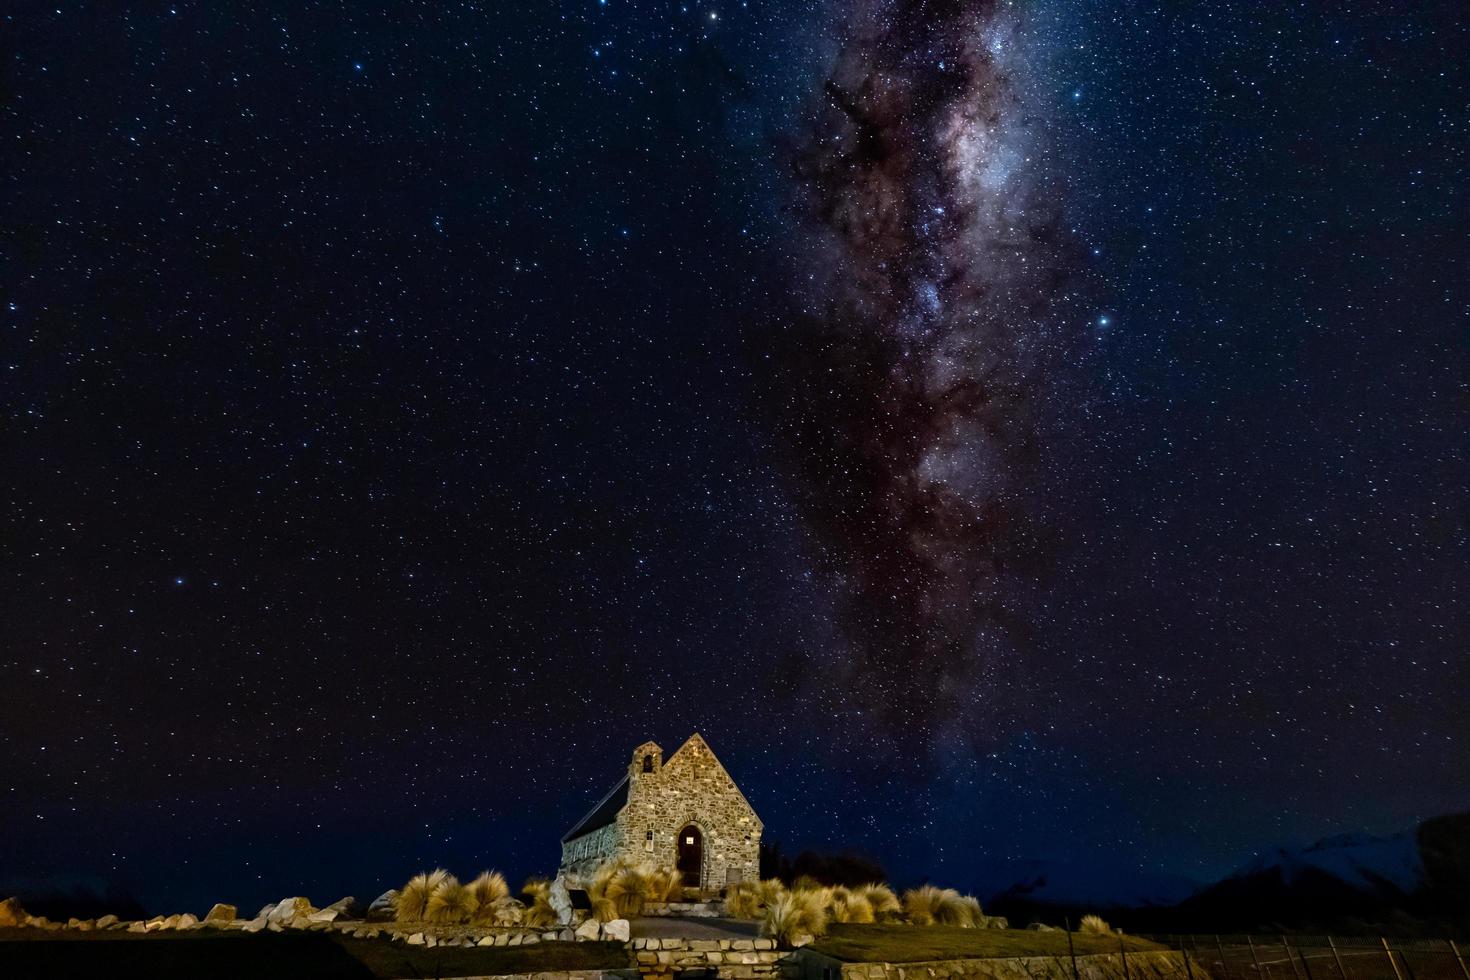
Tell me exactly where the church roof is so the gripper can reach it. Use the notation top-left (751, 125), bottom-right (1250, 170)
top-left (561, 774), bottom-right (629, 843)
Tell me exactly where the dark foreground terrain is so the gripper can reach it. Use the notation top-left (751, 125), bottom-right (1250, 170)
top-left (0, 929), bottom-right (629, 980)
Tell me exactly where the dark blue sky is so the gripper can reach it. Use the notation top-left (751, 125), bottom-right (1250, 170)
top-left (2, 1), bottom-right (1466, 916)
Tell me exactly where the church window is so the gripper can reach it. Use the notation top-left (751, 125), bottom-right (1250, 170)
top-left (642, 754), bottom-right (654, 773)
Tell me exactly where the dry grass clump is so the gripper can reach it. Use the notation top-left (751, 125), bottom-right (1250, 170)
top-left (761, 888), bottom-right (828, 947)
top-left (901, 885), bottom-right (984, 927)
top-left (586, 858), bottom-right (683, 921)
top-left (858, 883), bottom-right (902, 921)
top-left (726, 878), bottom-right (790, 920)
top-left (1079, 914), bottom-right (1112, 935)
top-left (791, 875), bottom-right (824, 893)
top-left (522, 878), bottom-right (557, 928)
top-left (724, 880), bottom-right (764, 919)
top-left (827, 887), bottom-right (875, 924)
top-left (467, 871), bottom-right (510, 924)
top-left (953, 895), bottom-right (985, 928)
top-left (649, 866), bottom-right (683, 902)
top-left (425, 875), bottom-right (473, 924)
top-left (394, 869), bottom-right (450, 922)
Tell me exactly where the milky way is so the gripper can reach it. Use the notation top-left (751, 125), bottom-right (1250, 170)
top-left (767, 0), bottom-right (1079, 736)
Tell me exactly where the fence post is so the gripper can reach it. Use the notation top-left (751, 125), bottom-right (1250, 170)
top-left (1065, 918), bottom-right (1079, 980)
top-left (1327, 936), bottom-right (1348, 980)
top-left (1218, 935), bottom-right (1233, 980)
top-left (1297, 941), bottom-right (1316, 980)
top-left (1182, 937), bottom-right (1197, 980)
top-left (1450, 940), bottom-right (1470, 980)
top-left (1381, 938), bottom-right (1406, 980)
top-left (1285, 937), bottom-right (1305, 980)
top-left (1249, 935), bottom-right (1268, 980)
top-left (1121, 935), bottom-right (1131, 980)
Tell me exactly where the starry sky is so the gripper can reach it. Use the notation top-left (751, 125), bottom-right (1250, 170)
top-left (2, 1), bottom-right (1467, 917)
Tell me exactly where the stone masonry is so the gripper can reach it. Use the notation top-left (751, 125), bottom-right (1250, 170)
top-left (561, 734), bottom-right (763, 890)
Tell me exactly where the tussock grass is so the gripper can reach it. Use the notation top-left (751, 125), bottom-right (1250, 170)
top-left (858, 883), bottom-right (902, 921)
top-left (791, 875), bottom-right (824, 893)
top-left (395, 869), bottom-right (450, 923)
top-left (1079, 914), bottom-right (1112, 935)
top-left (901, 885), bottom-right (947, 926)
top-left (522, 878), bottom-right (557, 929)
top-left (426, 875), bottom-right (473, 924)
top-left (724, 880), bottom-right (764, 919)
top-left (467, 871), bottom-right (510, 924)
top-left (649, 866), bottom-right (683, 902)
top-left (762, 888), bottom-right (828, 947)
top-left (828, 887), bottom-right (875, 924)
top-left (726, 878), bottom-right (788, 920)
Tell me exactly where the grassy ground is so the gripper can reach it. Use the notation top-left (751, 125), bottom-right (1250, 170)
top-left (809, 925), bottom-right (1166, 963)
top-left (0, 928), bottom-right (629, 980)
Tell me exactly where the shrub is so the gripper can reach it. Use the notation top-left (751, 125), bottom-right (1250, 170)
top-left (762, 889), bottom-right (827, 947)
top-left (858, 883), bottom-right (902, 921)
top-left (791, 875), bottom-right (824, 893)
top-left (394, 869), bottom-right (450, 923)
top-left (426, 875), bottom-right (473, 924)
top-left (1079, 914), bottom-right (1112, 935)
top-left (467, 871), bottom-right (510, 924)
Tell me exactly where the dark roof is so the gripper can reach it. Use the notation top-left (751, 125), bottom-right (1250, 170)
top-left (561, 774), bottom-right (629, 843)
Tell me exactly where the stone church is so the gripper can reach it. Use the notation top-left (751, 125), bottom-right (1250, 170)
top-left (559, 733), bottom-right (762, 890)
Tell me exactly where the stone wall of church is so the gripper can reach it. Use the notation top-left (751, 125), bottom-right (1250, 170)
top-left (620, 736), bottom-right (761, 890)
top-left (560, 821), bottom-right (622, 882)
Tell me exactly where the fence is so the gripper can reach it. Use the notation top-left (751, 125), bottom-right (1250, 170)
top-left (1139, 935), bottom-right (1470, 980)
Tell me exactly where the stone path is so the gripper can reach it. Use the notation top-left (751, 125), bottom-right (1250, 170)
top-left (630, 916), bottom-right (760, 940)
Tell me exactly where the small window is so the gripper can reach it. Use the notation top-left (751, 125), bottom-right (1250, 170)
top-left (646, 830), bottom-right (654, 841)
top-left (642, 754), bottom-right (654, 773)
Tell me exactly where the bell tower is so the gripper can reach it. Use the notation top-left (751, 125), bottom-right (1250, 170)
top-left (630, 740), bottom-right (662, 779)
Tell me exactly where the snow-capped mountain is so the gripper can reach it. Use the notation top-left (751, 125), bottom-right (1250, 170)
top-left (1228, 829), bottom-right (1425, 895)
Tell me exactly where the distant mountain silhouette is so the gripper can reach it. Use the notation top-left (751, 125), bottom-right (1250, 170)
top-left (1161, 813), bottom-right (1470, 933)
top-left (983, 813), bottom-right (1470, 935)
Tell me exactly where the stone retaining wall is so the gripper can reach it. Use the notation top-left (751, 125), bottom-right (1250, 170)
top-left (789, 950), bottom-right (1206, 980)
top-left (631, 936), bottom-right (786, 980)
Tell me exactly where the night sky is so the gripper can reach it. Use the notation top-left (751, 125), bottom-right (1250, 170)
top-left (3, 1), bottom-right (1467, 917)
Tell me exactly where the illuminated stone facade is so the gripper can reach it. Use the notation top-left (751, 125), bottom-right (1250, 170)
top-left (559, 734), bottom-right (762, 890)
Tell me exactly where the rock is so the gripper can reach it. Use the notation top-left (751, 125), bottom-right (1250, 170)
top-left (550, 875), bottom-right (574, 925)
top-left (325, 896), bottom-right (363, 919)
top-left (1028, 922), bottom-right (1058, 932)
top-left (0, 897), bottom-right (26, 927)
top-left (206, 903), bottom-right (237, 922)
top-left (575, 918), bottom-right (601, 941)
top-left (177, 914), bottom-right (199, 929)
top-left (267, 920), bottom-right (284, 932)
top-left (242, 917), bottom-right (267, 933)
top-left (257, 904), bottom-right (274, 919)
top-left (96, 914), bottom-right (119, 929)
top-left (128, 921), bottom-right (147, 933)
top-left (407, 932), bottom-right (425, 945)
top-left (603, 918), bottom-right (630, 942)
top-left (366, 890), bottom-right (397, 922)
top-left (308, 909), bottom-right (339, 923)
top-left (267, 897), bottom-right (314, 921)
top-left (559, 927), bottom-right (575, 941)
top-left (790, 933), bottom-right (814, 948)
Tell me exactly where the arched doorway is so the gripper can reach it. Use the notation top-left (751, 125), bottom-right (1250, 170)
top-left (676, 824), bottom-right (703, 886)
